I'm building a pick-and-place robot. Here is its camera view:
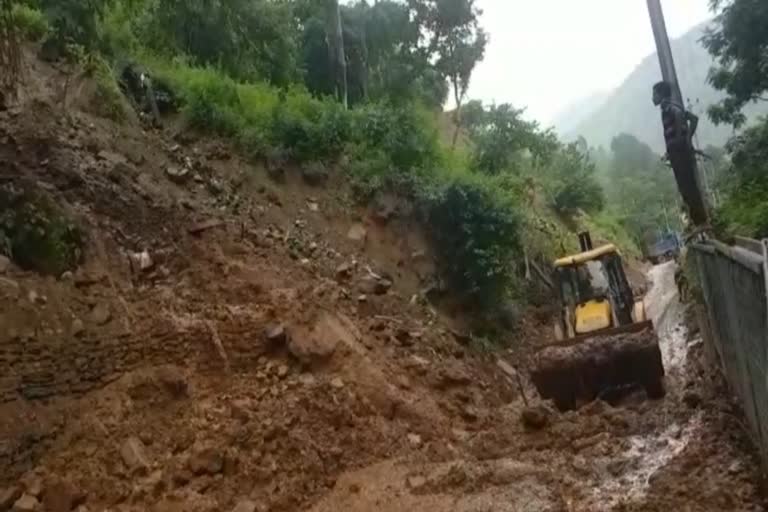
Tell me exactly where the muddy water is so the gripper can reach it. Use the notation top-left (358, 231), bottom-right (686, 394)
top-left (591, 261), bottom-right (703, 507)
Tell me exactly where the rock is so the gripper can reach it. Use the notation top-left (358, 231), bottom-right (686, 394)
top-left (335, 262), bottom-right (353, 281)
top-left (374, 279), bottom-right (392, 295)
top-left (42, 478), bottom-right (85, 512)
top-left (27, 290), bottom-right (46, 305)
top-left (266, 148), bottom-right (288, 182)
top-left (171, 469), bottom-right (193, 487)
top-left (330, 377), bottom-right (345, 389)
top-left (188, 447), bottom-right (223, 476)
top-left (359, 276), bottom-right (391, 296)
top-left (165, 166), bottom-right (190, 184)
top-left (302, 162), bottom-right (329, 186)
top-left (0, 255), bottom-right (10, 274)
top-left (11, 495), bottom-right (38, 512)
top-left (0, 277), bottom-right (20, 299)
top-left (395, 329), bottom-right (413, 346)
top-left (120, 436), bottom-right (150, 473)
top-left (406, 433), bottom-right (423, 448)
top-left (70, 318), bottom-right (85, 337)
top-left (439, 367), bottom-right (471, 388)
top-left (60, 271), bottom-right (74, 281)
top-left (264, 324), bottom-right (287, 345)
top-left (683, 391), bottom-right (702, 409)
top-left (21, 478), bottom-right (42, 498)
top-left (371, 194), bottom-right (398, 224)
top-left (231, 500), bottom-right (257, 512)
top-left (496, 359), bottom-right (518, 380)
top-left (89, 303), bottom-right (111, 326)
top-left (406, 475), bottom-right (427, 491)
top-left (0, 486), bottom-right (22, 512)
top-left (347, 223), bottom-right (367, 243)
top-left (277, 365), bottom-right (289, 379)
top-left (288, 329), bottom-right (338, 364)
top-left (521, 406), bottom-right (550, 430)
top-left (230, 400), bottom-right (251, 422)
top-left (460, 405), bottom-right (479, 422)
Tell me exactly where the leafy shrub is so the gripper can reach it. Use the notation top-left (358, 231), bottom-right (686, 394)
top-left (0, 186), bottom-right (83, 275)
top-left (88, 56), bottom-right (127, 121)
top-left (426, 176), bottom-right (523, 308)
top-left (12, 3), bottom-right (49, 41)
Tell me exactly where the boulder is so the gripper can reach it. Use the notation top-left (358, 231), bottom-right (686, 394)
top-left (0, 277), bottom-right (20, 300)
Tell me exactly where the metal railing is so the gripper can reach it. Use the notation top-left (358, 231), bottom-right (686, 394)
top-left (690, 237), bottom-right (768, 467)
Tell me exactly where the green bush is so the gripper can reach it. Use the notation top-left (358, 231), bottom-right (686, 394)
top-left (0, 187), bottom-right (83, 276)
top-left (12, 4), bottom-right (49, 41)
top-left (88, 56), bottom-right (127, 121)
top-left (426, 176), bottom-right (523, 308)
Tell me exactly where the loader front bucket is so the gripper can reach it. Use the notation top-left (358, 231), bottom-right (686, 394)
top-left (530, 320), bottom-right (664, 411)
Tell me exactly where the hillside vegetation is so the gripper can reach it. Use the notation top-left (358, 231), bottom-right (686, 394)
top-left (1, 0), bottom-right (639, 319)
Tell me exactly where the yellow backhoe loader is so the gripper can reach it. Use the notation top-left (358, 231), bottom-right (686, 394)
top-left (531, 232), bottom-right (665, 410)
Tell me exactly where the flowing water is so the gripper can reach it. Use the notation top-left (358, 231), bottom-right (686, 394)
top-left (591, 261), bottom-right (703, 507)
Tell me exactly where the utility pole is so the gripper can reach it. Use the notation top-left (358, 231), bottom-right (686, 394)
top-left (646, 0), bottom-right (709, 227)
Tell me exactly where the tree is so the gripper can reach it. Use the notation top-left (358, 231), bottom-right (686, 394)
top-left (410, 0), bottom-right (487, 147)
top-left (702, 0), bottom-right (768, 127)
top-left (0, 0), bottom-right (22, 105)
top-left (327, 0), bottom-right (348, 108)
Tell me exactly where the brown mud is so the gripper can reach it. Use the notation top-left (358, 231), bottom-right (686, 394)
top-left (0, 49), bottom-right (765, 512)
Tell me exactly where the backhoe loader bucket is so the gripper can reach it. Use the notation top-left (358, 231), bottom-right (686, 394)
top-left (530, 320), bottom-right (664, 411)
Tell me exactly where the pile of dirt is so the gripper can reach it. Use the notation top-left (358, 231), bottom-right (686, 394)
top-left (0, 49), bottom-right (766, 512)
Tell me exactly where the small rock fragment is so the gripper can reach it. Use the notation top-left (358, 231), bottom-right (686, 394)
top-left (406, 475), bottom-right (427, 490)
top-left (165, 166), bottom-right (190, 184)
top-left (188, 448), bottom-right (223, 476)
top-left (120, 436), bottom-right (150, 473)
top-left (11, 495), bottom-right (38, 512)
top-left (264, 324), bottom-right (287, 345)
top-left (277, 365), bottom-right (289, 379)
top-left (330, 377), bottom-right (345, 389)
top-left (347, 223), bottom-right (367, 243)
top-left (335, 262), bottom-right (353, 281)
top-left (521, 406), bottom-right (550, 430)
top-left (406, 433), bottom-right (422, 448)
top-left (89, 303), bottom-right (111, 326)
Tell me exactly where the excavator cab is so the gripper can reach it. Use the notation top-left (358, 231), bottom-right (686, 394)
top-left (552, 241), bottom-right (646, 341)
top-left (531, 232), bottom-right (664, 411)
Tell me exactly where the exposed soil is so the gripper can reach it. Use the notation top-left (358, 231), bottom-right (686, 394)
top-left (0, 50), bottom-right (766, 512)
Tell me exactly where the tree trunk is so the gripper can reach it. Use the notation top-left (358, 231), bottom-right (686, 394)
top-left (328, 0), bottom-right (348, 109)
top-left (0, 0), bottom-right (22, 105)
top-left (451, 79), bottom-right (462, 149)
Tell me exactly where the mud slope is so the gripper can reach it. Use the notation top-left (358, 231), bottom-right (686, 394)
top-left (0, 53), bottom-right (765, 512)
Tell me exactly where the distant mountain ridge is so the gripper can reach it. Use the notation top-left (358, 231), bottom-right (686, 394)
top-left (557, 22), bottom-right (767, 152)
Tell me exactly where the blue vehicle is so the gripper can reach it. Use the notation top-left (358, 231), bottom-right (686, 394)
top-left (645, 230), bottom-right (682, 264)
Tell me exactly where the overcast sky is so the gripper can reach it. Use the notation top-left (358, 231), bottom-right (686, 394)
top-left (467, 0), bottom-right (712, 125)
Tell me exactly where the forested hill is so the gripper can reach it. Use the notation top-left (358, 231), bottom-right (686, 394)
top-left (559, 22), bottom-right (768, 152)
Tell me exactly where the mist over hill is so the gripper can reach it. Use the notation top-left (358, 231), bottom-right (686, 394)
top-left (556, 22), bottom-right (767, 152)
